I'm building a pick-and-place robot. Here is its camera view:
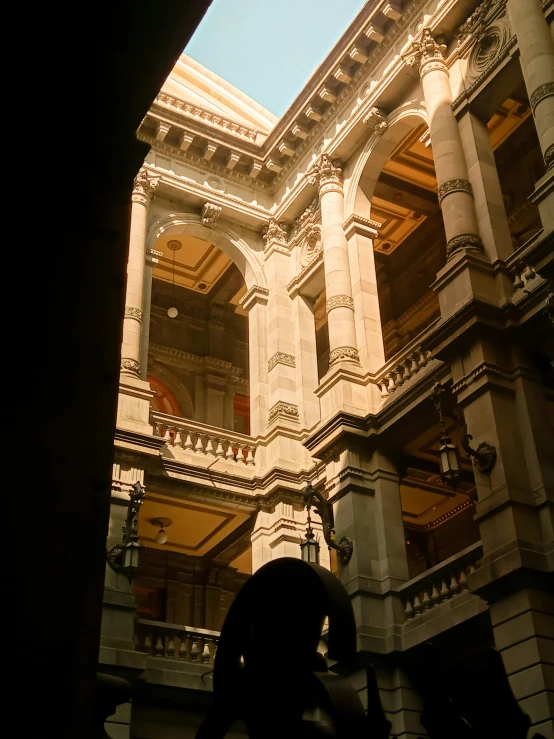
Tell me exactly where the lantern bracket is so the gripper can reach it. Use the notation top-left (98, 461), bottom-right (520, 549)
top-left (303, 483), bottom-right (353, 564)
top-left (460, 424), bottom-right (497, 473)
top-left (106, 481), bottom-right (145, 582)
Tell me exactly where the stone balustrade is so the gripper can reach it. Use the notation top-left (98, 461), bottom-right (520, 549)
top-left (135, 618), bottom-right (220, 666)
top-left (151, 411), bottom-right (256, 466)
top-left (373, 319), bottom-right (441, 399)
top-left (398, 542), bottom-right (483, 622)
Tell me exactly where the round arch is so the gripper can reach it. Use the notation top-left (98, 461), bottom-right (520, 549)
top-left (344, 102), bottom-right (429, 220)
top-left (146, 213), bottom-right (266, 290)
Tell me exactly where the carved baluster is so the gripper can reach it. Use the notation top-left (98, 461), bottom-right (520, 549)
top-left (153, 422), bottom-right (162, 437)
top-left (431, 583), bottom-right (441, 607)
top-left (439, 579), bottom-right (450, 601)
top-left (179, 635), bottom-right (188, 661)
top-left (225, 440), bottom-right (235, 461)
top-left (167, 634), bottom-right (175, 659)
top-left (205, 436), bottom-right (214, 456)
top-left (173, 427), bottom-right (182, 447)
top-left (413, 593), bottom-right (423, 616)
top-left (459, 568), bottom-right (468, 592)
top-left (246, 446), bottom-right (255, 466)
top-left (236, 444), bottom-right (246, 464)
top-left (403, 361), bottom-right (412, 382)
top-left (449, 572), bottom-right (461, 597)
top-left (422, 590), bottom-right (431, 610)
top-left (202, 639), bottom-right (211, 664)
top-left (387, 373), bottom-right (397, 393)
top-left (379, 379), bottom-right (389, 398)
top-left (212, 641), bottom-right (218, 663)
top-left (395, 367), bottom-right (405, 387)
top-left (405, 599), bottom-right (414, 620)
top-left (184, 430), bottom-right (193, 451)
top-left (468, 562), bottom-right (476, 575)
top-left (143, 634), bottom-right (152, 654)
top-left (215, 439), bottom-right (225, 458)
top-left (410, 354), bottom-right (419, 375)
top-left (195, 433), bottom-right (205, 454)
top-left (426, 351), bottom-right (433, 363)
top-left (418, 349), bottom-right (427, 369)
top-left (190, 638), bottom-right (200, 662)
top-left (154, 635), bottom-right (164, 657)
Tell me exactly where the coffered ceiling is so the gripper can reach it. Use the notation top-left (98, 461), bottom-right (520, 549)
top-left (153, 233), bottom-right (233, 295)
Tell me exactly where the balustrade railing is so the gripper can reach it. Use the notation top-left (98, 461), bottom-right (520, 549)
top-left (398, 542), bottom-right (483, 622)
top-left (151, 411), bottom-right (256, 466)
top-left (373, 319), bottom-right (442, 399)
top-left (135, 618), bottom-right (220, 666)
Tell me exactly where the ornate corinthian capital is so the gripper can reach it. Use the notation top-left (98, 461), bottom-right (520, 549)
top-left (308, 153), bottom-right (343, 189)
top-left (133, 167), bottom-right (160, 202)
top-left (263, 217), bottom-right (288, 245)
top-left (404, 28), bottom-right (447, 73)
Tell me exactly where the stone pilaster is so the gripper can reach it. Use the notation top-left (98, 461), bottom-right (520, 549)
top-left (449, 342), bottom-right (554, 737)
top-left (344, 214), bottom-right (386, 373)
top-left (405, 29), bottom-right (485, 261)
top-left (240, 285), bottom-right (269, 438)
top-left (507, 0), bottom-right (554, 233)
top-left (117, 167), bottom-right (157, 433)
top-left (140, 248), bottom-right (162, 380)
top-left (310, 155), bottom-right (361, 367)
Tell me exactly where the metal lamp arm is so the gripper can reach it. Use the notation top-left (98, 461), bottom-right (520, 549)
top-left (445, 411), bottom-right (497, 474)
top-left (303, 486), bottom-right (353, 564)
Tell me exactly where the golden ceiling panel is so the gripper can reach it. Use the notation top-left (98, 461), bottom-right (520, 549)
top-left (138, 494), bottom-right (250, 556)
top-left (153, 233), bottom-right (233, 294)
top-left (371, 195), bottom-right (427, 253)
top-left (401, 483), bottom-right (473, 530)
top-left (488, 97), bottom-right (532, 151)
top-left (382, 124), bottom-right (437, 192)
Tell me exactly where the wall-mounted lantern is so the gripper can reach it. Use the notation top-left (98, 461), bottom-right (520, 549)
top-left (106, 481), bottom-right (146, 582)
top-left (302, 483), bottom-right (353, 564)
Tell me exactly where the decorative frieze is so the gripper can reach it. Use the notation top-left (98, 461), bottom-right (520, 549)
top-left (268, 352), bottom-right (296, 372)
top-left (530, 82), bottom-right (554, 114)
top-left (329, 347), bottom-right (360, 364)
top-left (446, 233), bottom-right (485, 259)
top-left (363, 106), bottom-right (388, 134)
top-left (239, 285), bottom-right (270, 311)
top-left (267, 401), bottom-right (300, 424)
top-left (457, 0), bottom-right (500, 45)
top-left (437, 179), bottom-right (473, 204)
top-left (125, 306), bottom-right (143, 321)
top-left (201, 202), bottom-right (222, 228)
top-left (326, 295), bottom-right (354, 313)
top-left (545, 144), bottom-right (554, 170)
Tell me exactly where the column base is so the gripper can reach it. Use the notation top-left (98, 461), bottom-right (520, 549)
top-left (316, 362), bottom-right (374, 420)
top-left (530, 167), bottom-right (554, 238)
top-left (117, 375), bottom-right (154, 434)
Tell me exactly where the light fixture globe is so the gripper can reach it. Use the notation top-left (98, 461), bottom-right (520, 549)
top-left (151, 516), bottom-right (173, 546)
top-left (167, 306), bottom-right (178, 319)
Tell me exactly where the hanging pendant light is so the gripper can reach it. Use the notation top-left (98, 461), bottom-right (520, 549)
top-left (167, 240), bottom-right (181, 318)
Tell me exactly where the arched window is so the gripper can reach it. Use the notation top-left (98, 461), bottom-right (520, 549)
top-left (148, 375), bottom-right (181, 416)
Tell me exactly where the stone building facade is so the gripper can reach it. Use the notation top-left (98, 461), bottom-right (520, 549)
top-left (100, 1), bottom-right (554, 737)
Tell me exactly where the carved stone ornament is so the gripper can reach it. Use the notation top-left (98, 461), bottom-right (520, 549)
top-left (133, 167), bottom-right (160, 200)
top-left (465, 18), bottom-right (511, 89)
top-left (404, 28), bottom-right (447, 71)
top-left (329, 346), bottom-right (360, 364)
top-left (125, 306), bottom-right (143, 321)
top-left (530, 82), bottom-right (554, 114)
top-left (308, 154), bottom-right (343, 188)
top-left (437, 178), bottom-right (473, 205)
top-left (293, 198), bottom-right (319, 236)
top-left (263, 217), bottom-right (288, 245)
top-left (446, 232), bottom-right (485, 259)
top-left (202, 202), bottom-right (222, 228)
top-left (457, 0), bottom-right (497, 45)
top-left (121, 358), bottom-right (140, 374)
top-left (326, 295), bottom-right (354, 313)
top-left (268, 352), bottom-right (296, 371)
top-left (363, 107), bottom-right (388, 135)
top-left (267, 401), bottom-right (300, 424)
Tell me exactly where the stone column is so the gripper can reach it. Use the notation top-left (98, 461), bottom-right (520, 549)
top-left (139, 248), bottom-right (162, 380)
top-left (405, 29), bottom-right (485, 261)
top-left (240, 285), bottom-right (269, 438)
top-left (507, 0), bottom-right (554, 171)
top-left (507, 0), bottom-right (554, 232)
top-left (121, 167), bottom-right (159, 378)
top-left (311, 155), bottom-right (360, 367)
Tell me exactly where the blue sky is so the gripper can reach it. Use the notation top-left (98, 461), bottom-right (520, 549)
top-left (185, 0), bottom-right (367, 117)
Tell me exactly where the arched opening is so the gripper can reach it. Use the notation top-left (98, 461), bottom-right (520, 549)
top-left (146, 229), bottom-right (250, 434)
top-left (353, 115), bottom-right (444, 361)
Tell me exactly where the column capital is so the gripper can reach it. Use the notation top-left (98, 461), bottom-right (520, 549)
top-left (262, 217), bottom-right (289, 256)
top-left (308, 153), bottom-right (343, 192)
top-left (403, 28), bottom-right (447, 77)
top-left (202, 202), bottom-right (222, 228)
top-left (132, 167), bottom-right (160, 205)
